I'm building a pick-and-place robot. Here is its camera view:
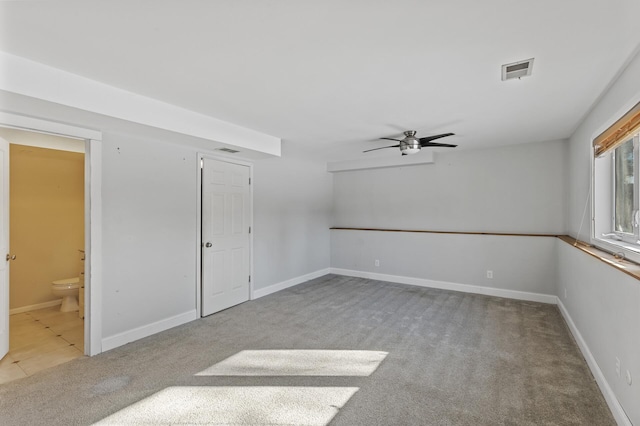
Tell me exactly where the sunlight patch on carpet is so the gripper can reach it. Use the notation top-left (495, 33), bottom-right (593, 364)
top-left (196, 350), bottom-right (388, 376)
top-left (93, 386), bottom-right (359, 425)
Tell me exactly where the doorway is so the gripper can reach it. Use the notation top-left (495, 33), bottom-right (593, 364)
top-left (0, 111), bottom-right (103, 362)
top-left (0, 128), bottom-right (85, 382)
top-left (200, 156), bottom-right (252, 317)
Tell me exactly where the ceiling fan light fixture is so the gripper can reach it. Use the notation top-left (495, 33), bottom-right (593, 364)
top-left (400, 131), bottom-right (421, 155)
top-left (400, 144), bottom-right (421, 155)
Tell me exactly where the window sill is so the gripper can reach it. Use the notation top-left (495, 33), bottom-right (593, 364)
top-left (593, 236), bottom-right (640, 261)
top-left (558, 235), bottom-right (640, 281)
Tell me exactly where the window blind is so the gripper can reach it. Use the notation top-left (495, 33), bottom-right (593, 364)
top-left (593, 101), bottom-right (640, 157)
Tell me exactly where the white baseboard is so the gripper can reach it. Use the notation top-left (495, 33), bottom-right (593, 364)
top-left (9, 299), bottom-right (62, 315)
top-left (557, 298), bottom-right (631, 426)
top-left (252, 268), bottom-right (331, 299)
top-left (101, 310), bottom-right (197, 352)
top-left (330, 268), bottom-right (557, 304)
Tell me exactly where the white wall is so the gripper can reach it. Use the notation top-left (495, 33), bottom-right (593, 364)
top-left (333, 140), bottom-right (567, 234)
top-left (0, 91), bottom-right (333, 351)
top-left (100, 136), bottom-right (333, 344)
top-left (253, 144), bottom-right (333, 292)
top-left (332, 230), bottom-right (557, 300)
top-left (562, 49), bottom-right (640, 425)
top-left (557, 243), bottom-right (639, 425)
top-left (101, 134), bottom-right (198, 339)
top-left (330, 140), bottom-right (566, 299)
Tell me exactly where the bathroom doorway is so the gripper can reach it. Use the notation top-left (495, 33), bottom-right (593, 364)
top-left (0, 127), bottom-right (86, 381)
top-left (0, 113), bottom-right (103, 365)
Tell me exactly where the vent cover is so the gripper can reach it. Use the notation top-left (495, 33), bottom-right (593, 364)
top-left (501, 58), bottom-right (534, 81)
top-left (216, 147), bottom-right (240, 154)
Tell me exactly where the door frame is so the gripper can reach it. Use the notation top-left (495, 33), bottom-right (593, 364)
top-left (0, 112), bottom-right (103, 356)
top-left (196, 153), bottom-right (254, 318)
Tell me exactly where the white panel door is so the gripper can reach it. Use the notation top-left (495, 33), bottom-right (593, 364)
top-left (202, 158), bottom-right (251, 316)
top-left (0, 137), bottom-right (10, 359)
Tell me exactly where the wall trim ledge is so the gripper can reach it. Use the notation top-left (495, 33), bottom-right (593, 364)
top-left (252, 268), bottom-right (331, 299)
top-left (557, 298), bottom-right (632, 426)
top-left (101, 310), bottom-right (197, 352)
top-left (330, 268), bottom-right (557, 304)
top-left (331, 227), bottom-right (560, 238)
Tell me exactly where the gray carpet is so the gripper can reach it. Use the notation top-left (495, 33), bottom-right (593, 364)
top-left (0, 275), bottom-right (615, 425)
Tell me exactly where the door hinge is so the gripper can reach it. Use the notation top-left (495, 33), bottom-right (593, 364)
top-left (249, 177), bottom-right (251, 185)
top-left (249, 226), bottom-right (251, 234)
top-left (249, 275), bottom-right (251, 283)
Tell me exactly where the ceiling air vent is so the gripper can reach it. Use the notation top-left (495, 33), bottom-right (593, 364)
top-left (216, 147), bottom-right (240, 154)
top-left (501, 58), bottom-right (534, 81)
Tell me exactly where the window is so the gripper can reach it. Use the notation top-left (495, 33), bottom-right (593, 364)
top-left (614, 137), bottom-right (637, 237)
top-left (611, 134), bottom-right (639, 243)
top-left (593, 101), bottom-right (640, 263)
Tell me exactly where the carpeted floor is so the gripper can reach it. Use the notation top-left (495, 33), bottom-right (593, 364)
top-left (0, 275), bottom-right (615, 425)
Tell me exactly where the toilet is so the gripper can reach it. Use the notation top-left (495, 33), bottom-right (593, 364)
top-left (51, 277), bottom-right (80, 312)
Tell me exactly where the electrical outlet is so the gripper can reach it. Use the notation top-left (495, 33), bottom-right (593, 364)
top-left (486, 270), bottom-right (493, 279)
top-left (616, 357), bottom-right (621, 377)
top-left (374, 259), bottom-right (380, 267)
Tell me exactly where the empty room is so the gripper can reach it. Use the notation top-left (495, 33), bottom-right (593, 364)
top-left (0, 1), bottom-right (639, 425)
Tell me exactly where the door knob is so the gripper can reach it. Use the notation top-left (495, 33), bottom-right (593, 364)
top-left (6, 254), bottom-right (16, 261)
top-left (205, 242), bottom-right (212, 248)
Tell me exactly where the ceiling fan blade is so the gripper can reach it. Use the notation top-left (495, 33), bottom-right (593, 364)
top-left (363, 144), bottom-right (400, 153)
top-left (418, 133), bottom-right (455, 144)
top-left (380, 137), bottom-right (403, 142)
top-left (421, 142), bottom-right (457, 148)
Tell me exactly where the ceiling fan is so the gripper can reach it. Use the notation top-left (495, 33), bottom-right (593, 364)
top-left (364, 130), bottom-right (456, 155)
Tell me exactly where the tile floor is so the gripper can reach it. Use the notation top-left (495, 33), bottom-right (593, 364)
top-left (0, 306), bottom-right (84, 385)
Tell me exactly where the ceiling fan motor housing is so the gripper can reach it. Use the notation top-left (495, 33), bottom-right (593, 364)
top-left (400, 131), bottom-right (421, 155)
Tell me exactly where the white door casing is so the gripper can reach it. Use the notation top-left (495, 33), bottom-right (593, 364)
top-left (201, 158), bottom-right (251, 316)
top-left (0, 137), bottom-right (10, 359)
top-left (0, 113), bottom-right (102, 356)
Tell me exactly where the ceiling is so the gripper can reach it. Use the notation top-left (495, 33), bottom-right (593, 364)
top-left (1, 1), bottom-right (640, 161)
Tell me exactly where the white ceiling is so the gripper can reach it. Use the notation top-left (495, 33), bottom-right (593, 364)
top-left (1, 1), bottom-right (639, 161)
